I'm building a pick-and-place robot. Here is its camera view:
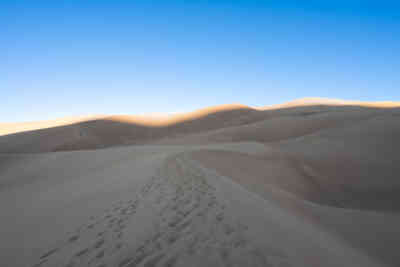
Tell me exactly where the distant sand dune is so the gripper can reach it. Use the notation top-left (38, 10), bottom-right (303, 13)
top-left (261, 97), bottom-right (400, 110)
top-left (0, 115), bottom-right (105, 136)
top-left (1, 98), bottom-right (399, 153)
top-left (1, 98), bottom-right (399, 137)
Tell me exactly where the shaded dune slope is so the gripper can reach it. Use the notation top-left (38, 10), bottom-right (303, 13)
top-left (186, 109), bottom-right (400, 212)
top-left (188, 149), bottom-right (400, 266)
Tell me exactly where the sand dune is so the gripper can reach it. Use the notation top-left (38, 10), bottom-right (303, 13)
top-left (0, 115), bottom-right (106, 136)
top-left (2, 98), bottom-right (398, 137)
top-left (262, 97), bottom-right (400, 110)
top-left (1, 99), bottom-right (398, 153)
top-left (1, 99), bottom-right (399, 267)
top-left (190, 149), bottom-right (400, 266)
top-left (0, 104), bottom-right (251, 137)
top-left (0, 104), bottom-right (261, 153)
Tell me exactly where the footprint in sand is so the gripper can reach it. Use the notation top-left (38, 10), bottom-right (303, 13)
top-left (68, 235), bottom-right (80, 243)
top-left (40, 248), bottom-right (59, 260)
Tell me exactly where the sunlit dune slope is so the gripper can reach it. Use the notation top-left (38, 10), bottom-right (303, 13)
top-left (0, 115), bottom-right (105, 136)
top-left (261, 97), bottom-right (400, 110)
top-left (107, 103), bottom-right (252, 126)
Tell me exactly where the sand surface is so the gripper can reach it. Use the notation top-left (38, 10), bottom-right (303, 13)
top-left (1, 99), bottom-right (399, 267)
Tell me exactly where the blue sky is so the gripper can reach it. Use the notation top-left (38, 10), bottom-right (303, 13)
top-left (1, 1), bottom-right (399, 122)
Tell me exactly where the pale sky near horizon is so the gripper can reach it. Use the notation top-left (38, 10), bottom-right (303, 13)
top-left (1, 1), bottom-right (399, 122)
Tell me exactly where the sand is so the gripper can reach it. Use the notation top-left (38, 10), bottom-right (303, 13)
top-left (0, 99), bottom-right (399, 267)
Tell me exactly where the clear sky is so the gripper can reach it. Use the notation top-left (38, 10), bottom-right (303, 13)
top-left (1, 1), bottom-right (399, 122)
